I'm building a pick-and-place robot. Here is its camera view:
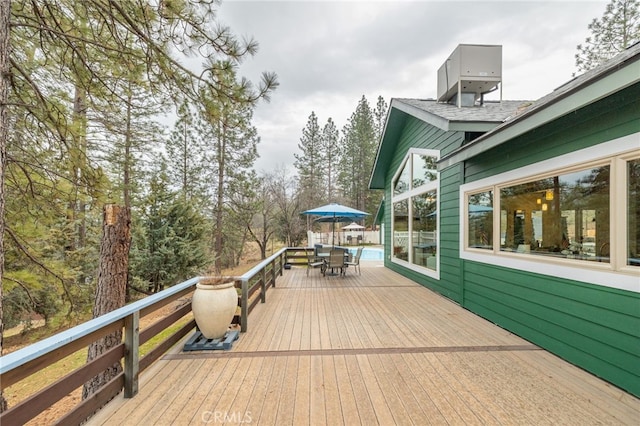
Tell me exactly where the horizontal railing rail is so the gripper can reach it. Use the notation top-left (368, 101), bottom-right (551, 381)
top-left (237, 248), bottom-right (287, 331)
top-left (284, 246), bottom-right (315, 266)
top-left (0, 247), bottom-right (289, 425)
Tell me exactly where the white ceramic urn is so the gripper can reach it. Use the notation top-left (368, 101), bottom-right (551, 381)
top-left (191, 280), bottom-right (237, 339)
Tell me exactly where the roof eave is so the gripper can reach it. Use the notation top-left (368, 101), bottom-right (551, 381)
top-left (438, 49), bottom-right (640, 170)
top-left (369, 99), bottom-right (501, 189)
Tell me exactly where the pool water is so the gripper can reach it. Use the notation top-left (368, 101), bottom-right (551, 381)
top-left (348, 247), bottom-right (384, 261)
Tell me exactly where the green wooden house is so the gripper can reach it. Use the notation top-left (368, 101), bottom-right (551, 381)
top-left (369, 43), bottom-right (640, 396)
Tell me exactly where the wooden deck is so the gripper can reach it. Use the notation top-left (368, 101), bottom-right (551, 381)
top-left (90, 261), bottom-right (639, 425)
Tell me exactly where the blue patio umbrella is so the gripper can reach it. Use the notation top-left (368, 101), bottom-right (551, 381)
top-left (313, 215), bottom-right (354, 223)
top-left (302, 203), bottom-right (369, 246)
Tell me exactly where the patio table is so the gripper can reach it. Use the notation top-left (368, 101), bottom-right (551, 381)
top-left (317, 251), bottom-right (351, 276)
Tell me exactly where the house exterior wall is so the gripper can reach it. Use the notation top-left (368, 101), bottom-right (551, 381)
top-left (381, 85), bottom-right (639, 396)
top-left (457, 85), bottom-right (640, 396)
top-left (382, 116), bottom-right (465, 301)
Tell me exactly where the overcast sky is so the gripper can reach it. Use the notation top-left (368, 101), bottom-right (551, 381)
top-left (214, 0), bottom-right (609, 173)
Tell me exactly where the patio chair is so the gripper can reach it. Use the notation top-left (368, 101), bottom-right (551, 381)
top-left (307, 250), bottom-right (325, 276)
top-left (345, 246), bottom-right (363, 275)
top-left (316, 246), bottom-right (332, 257)
top-left (324, 249), bottom-right (346, 277)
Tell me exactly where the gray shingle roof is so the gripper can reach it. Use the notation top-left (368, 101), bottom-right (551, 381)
top-left (438, 41), bottom-right (640, 167)
top-left (394, 98), bottom-right (531, 123)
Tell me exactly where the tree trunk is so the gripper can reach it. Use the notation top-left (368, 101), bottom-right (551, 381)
top-left (0, 0), bottom-right (11, 413)
top-left (82, 204), bottom-right (131, 400)
top-left (214, 122), bottom-right (225, 273)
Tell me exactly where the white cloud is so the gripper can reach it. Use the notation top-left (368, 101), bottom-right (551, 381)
top-left (216, 0), bottom-right (609, 172)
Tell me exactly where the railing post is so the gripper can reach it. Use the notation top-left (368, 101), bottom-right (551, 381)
top-left (124, 311), bottom-right (139, 398)
top-left (241, 278), bottom-right (248, 332)
top-left (271, 259), bottom-right (276, 287)
top-left (261, 268), bottom-right (267, 303)
top-left (279, 252), bottom-right (283, 277)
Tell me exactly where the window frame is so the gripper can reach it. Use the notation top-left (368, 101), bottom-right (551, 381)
top-left (391, 148), bottom-right (440, 279)
top-left (460, 133), bottom-right (640, 293)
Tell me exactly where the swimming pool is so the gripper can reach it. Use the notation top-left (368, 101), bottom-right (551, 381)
top-left (348, 247), bottom-right (384, 261)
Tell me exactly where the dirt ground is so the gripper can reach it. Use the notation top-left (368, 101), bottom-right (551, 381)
top-left (8, 301), bottom-right (188, 425)
top-left (4, 242), bottom-right (268, 424)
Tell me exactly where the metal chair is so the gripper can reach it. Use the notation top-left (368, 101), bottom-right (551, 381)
top-left (307, 251), bottom-right (325, 276)
top-left (324, 249), bottom-right (346, 276)
top-left (345, 247), bottom-right (363, 275)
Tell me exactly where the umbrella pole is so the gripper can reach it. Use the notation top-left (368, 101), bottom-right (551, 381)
top-left (332, 213), bottom-right (336, 248)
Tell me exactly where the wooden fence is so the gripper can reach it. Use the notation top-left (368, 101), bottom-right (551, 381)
top-left (0, 248), bottom-right (291, 425)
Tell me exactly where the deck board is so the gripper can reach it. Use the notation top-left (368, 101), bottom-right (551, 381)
top-left (89, 261), bottom-right (640, 425)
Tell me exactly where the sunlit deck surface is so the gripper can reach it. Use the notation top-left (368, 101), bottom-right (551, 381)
top-left (90, 261), bottom-right (639, 425)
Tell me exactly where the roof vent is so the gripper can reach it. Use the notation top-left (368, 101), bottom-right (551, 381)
top-left (437, 44), bottom-right (502, 107)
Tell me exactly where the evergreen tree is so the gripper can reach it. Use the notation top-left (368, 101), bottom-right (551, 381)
top-left (129, 165), bottom-right (209, 294)
top-left (374, 96), bottom-right (389, 143)
top-left (166, 100), bottom-right (208, 204)
top-left (575, 0), bottom-right (640, 74)
top-left (338, 96), bottom-right (376, 213)
top-left (199, 63), bottom-right (261, 272)
top-left (0, 0), bottom-right (277, 410)
top-left (294, 111), bottom-right (325, 209)
top-left (321, 118), bottom-right (340, 201)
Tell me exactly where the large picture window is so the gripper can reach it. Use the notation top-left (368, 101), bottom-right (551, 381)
top-left (499, 166), bottom-right (610, 262)
top-left (460, 134), bottom-right (639, 292)
top-left (392, 150), bottom-right (439, 274)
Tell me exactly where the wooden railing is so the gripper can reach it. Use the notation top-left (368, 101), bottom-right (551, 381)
top-left (0, 248), bottom-right (289, 425)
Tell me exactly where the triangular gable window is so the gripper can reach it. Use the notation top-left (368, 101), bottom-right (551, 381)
top-left (394, 162), bottom-right (410, 195)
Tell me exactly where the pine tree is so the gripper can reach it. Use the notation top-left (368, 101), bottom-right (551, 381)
top-left (575, 0), bottom-right (640, 74)
top-left (0, 0), bottom-right (277, 412)
top-left (294, 111), bottom-right (325, 209)
top-left (199, 63), bottom-right (261, 272)
top-left (166, 100), bottom-right (208, 204)
top-left (338, 96), bottom-right (376, 213)
top-left (321, 118), bottom-right (340, 201)
top-left (0, 0), bottom-right (8, 410)
top-left (129, 164), bottom-right (209, 294)
top-left (374, 96), bottom-right (389, 142)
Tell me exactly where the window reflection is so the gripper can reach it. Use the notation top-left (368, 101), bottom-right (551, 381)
top-left (394, 163), bottom-right (410, 195)
top-left (412, 192), bottom-right (437, 270)
top-left (392, 152), bottom-right (439, 271)
top-left (468, 191), bottom-right (493, 250)
top-left (629, 159), bottom-right (639, 267)
top-left (412, 155), bottom-right (437, 187)
top-left (393, 199), bottom-right (409, 261)
top-left (500, 167), bottom-right (610, 262)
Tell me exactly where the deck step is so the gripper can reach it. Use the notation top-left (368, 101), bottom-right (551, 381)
top-left (183, 330), bottom-right (239, 351)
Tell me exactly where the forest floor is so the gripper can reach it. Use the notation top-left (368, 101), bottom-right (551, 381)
top-left (2, 242), bottom-right (270, 424)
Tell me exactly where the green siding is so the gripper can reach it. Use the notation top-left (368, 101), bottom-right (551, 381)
top-left (382, 118), bottom-right (465, 302)
top-left (465, 83), bottom-right (640, 181)
top-left (463, 261), bottom-right (639, 395)
top-left (378, 83), bottom-right (640, 397)
top-left (460, 85), bottom-right (640, 396)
